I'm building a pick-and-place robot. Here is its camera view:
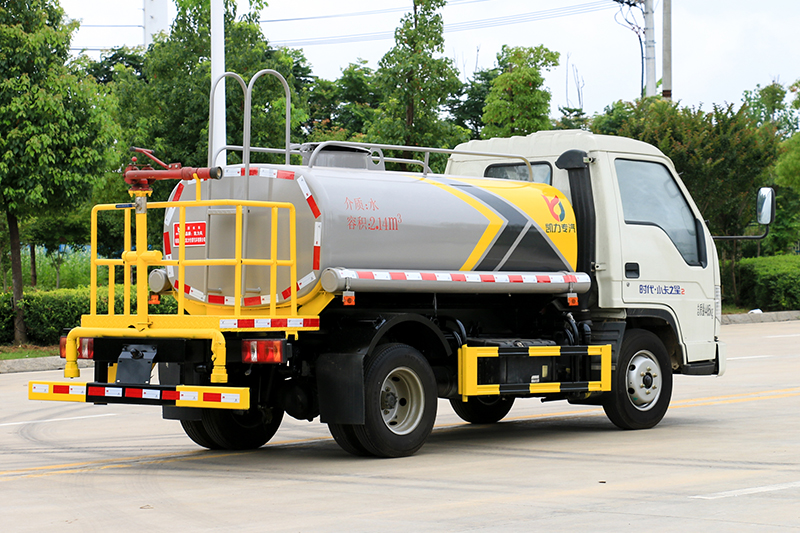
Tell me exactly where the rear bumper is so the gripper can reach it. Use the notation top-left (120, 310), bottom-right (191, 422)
top-left (29, 381), bottom-right (250, 410)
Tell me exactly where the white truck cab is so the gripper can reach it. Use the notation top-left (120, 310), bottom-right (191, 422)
top-left (447, 130), bottom-right (724, 377)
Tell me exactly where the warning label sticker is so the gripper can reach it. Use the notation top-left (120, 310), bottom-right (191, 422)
top-left (173, 222), bottom-right (207, 247)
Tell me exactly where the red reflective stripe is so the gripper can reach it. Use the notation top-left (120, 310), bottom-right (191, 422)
top-left (564, 274), bottom-right (577, 283)
top-left (390, 272), bottom-right (405, 280)
top-left (451, 273), bottom-right (467, 282)
top-left (125, 388), bottom-right (143, 398)
top-left (421, 272), bottom-right (437, 281)
top-left (277, 170), bottom-right (295, 180)
top-left (537, 275), bottom-right (551, 283)
top-left (304, 318), bottom-right (320, 328)
top-left (244, 296), bottom-right (262, 307)
top-left (88, 386), bottom-right (105, 397)
top-left (53, 385), bottom-right (70, 395)
top-left (313, 247), bottom-right (321, 270)
top-left (203, 392), bottom-right (222, 402)
top-left (162, 390), bottom-right (180, 401)
top-left (272, 318), bottom-right (288, 328)
top-left (238, 319), bottom-right (255, 329)
top-left (480, 274), bottom-right (495, 282)
top-left (208, 294), bottom-right (225, 305)
top-left (509, 275), bottom-right (524, 283)
top-left (173, 182), bottom-right (184, 201)
top-left (306, 196), bottom-right (321, 218)
top-left (163, 232), bottom-right (171, 256)
top-left (356, 271), bottom-right (374, 279)
top-left (184, 283), bottom-right (192, 294)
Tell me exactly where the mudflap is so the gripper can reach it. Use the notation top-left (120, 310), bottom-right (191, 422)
top-left (316, 353), bottom-right (365, 425)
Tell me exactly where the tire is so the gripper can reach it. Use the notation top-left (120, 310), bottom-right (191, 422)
top-left (353, 344), bottom-right (437, 458)
top-left (200, 406), bottom-right (284, 450)
top-left (328, 423), bottom-right (373, 456)
top-left (180, 419), bottom-right (222, 450)
top-left (603, 329), bottom-right (673, 430)
top-left (450, 396), bottom-right (515, 424)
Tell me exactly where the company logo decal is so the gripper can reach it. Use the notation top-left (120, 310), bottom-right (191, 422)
top-left (542, 195), bottom-right (566, 222)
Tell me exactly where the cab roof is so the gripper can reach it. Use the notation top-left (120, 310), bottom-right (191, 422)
top-left (448, 129), bottom-right (664, 164)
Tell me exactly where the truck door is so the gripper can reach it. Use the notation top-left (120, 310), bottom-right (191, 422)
top-left (613, 157), bottom-right (717, 363)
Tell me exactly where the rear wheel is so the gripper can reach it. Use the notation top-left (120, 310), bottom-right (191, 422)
top-left (328, 423), bottom-right (372, 456)
top-left (200, 405), bottom-right (284, 450)
top-left (603, 329), bottom-right (672, 430)
top-left (450, 396), bottom-right (515, 424)
top-left (180, 419), bottom-right (222, 449)
top-left (353, 344), bottom-right (437, 458)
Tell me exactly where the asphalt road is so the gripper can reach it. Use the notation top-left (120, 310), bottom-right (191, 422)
top-left (1, 321), bottom-right (799, 532)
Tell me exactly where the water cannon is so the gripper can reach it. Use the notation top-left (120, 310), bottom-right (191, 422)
top-left (124, 147), bottom-right (222, 192)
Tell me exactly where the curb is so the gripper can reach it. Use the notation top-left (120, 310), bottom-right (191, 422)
top-left (2, 311), bottom-right (798, 374)
top-left (0, 356), bottom-right (93, 375)
top-left (720, 310), bottom-right (800, 325)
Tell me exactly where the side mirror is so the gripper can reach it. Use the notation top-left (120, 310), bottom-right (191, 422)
top-left (757, 187), bottom-right (776, 225)
top-left (714, 187), bottom-right (776, 241)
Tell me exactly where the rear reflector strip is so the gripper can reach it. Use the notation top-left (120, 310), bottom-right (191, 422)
top-left (29, 381), bottom-right (249, 410)
top-left (218, 317), bottom-right (320, 330)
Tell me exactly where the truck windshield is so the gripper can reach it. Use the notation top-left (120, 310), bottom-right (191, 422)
top-left (615, 159), bottom-right (701, 266)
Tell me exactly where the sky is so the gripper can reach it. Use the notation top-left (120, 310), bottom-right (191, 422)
top-left (59, 0), bottom-right (800, 117)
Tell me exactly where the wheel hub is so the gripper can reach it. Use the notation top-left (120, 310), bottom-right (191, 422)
top-left (379, 366), bottom-right (425, 435)
top-left (625, 351), bottom-right (663, 411)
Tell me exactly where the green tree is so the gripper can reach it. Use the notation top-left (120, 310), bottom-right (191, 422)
top-left (552, 106), bottom-right (590, 130)
top-left (449, 68), bottom-right (499, 139)
top-left (305, 60), bottom-right (380, 141)
top-left (481, 45), bottom-right (559, 139)
top-left (85, 46), bottom-right (145, 85)
top-left (367, 0), bottom-right (467, 165)
top-left (776, 132), bottom-right (800, 190)
top-left (742, 81), bottom-right (799, 139)
top-left (591, 100), bottom-right (636, 135)
top-left (0, 0), bottom-right (118, 343)
top-left (113, 1), bottom-right (309, 174)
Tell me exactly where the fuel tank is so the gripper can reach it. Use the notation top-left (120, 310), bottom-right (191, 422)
top-left (162, 162), bottom-right (579, 307)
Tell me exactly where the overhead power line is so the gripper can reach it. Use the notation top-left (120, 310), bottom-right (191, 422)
top-left (269, 1), bottom-right (616, 48)
top-left (260, 0), bottom-right (489, 24)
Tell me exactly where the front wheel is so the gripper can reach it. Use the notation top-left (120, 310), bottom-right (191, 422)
top-left (603, 329), bottom-right (673, 430)
top-left (353, 343), bottom-right (438, 458)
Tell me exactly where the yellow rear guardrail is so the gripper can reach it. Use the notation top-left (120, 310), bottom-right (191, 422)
top-left (62, 176), bottom-right (318, 383)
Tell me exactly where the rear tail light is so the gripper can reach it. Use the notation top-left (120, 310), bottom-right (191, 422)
top-left (241, 339), bottom-right (285, 364)
top-left (59, 336), bottom-right (94, 359)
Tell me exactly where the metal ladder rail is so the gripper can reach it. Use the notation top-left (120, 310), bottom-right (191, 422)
top-left (205, 70), bottom-right (293, 306)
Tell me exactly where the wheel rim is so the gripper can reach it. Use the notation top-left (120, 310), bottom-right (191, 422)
top-left (625, 350), bottom-right (663, 411)
top-left (380, 366), bottom-right (425, 435)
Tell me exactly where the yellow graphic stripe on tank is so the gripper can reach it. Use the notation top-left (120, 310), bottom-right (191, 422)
top-left (448, 177), bottom-right (578, 271)
top-left (417, 176), bottom-right (504, 271)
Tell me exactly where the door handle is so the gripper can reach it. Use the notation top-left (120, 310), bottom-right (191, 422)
top-left (625, 262), bottom-right (640, 279)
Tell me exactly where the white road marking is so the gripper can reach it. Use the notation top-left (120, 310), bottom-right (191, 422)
top-left (0, 413), bottom-right (117, 428)
top-left (691, 481), bottom-right (800, 500)
top-left (765, 333), bottom-right (800, 338)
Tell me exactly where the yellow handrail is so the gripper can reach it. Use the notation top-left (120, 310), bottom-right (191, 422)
top-left (89, 196), bottom-right (299, 320)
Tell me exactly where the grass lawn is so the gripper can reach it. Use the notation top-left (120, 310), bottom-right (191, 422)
top-left (0, 344), bottom-right (60, 361)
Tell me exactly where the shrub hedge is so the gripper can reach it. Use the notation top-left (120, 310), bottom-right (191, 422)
top-left (1, 287), bottom-right (177, 346)
top-left (737, 255), bottom-right (800, 312)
